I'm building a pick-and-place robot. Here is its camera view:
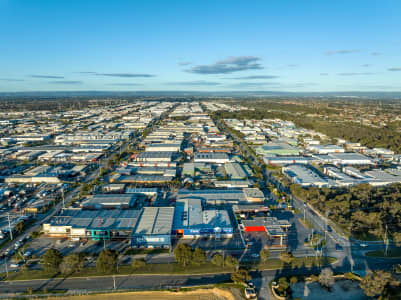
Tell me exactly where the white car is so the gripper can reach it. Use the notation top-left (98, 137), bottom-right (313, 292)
top-left (245, 287), bottom-right (257, 299)
top-left (360, 243), bottom-right (368, 248)
top-left (10, 263), bottom-right (20, 268)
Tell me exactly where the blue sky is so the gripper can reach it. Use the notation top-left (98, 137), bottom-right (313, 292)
top-left (0, 0), bottom-right (401, 92)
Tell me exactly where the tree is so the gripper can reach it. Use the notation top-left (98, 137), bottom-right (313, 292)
top-left (211, 253), bottom-right (224, 267)
top-left (96, 249), bottom-right (119, 274)
top-left (360, 271), bottom-right (400, 298)
top-left (15, 221), bottom-right (24, 233)
top-left (132, 259), bottom-right (146, 269)
top-left (224, 255), bottom-right (239, 269)
top-left (279, 251), bottom-right (294, 265)
top-left (260, 249), bottom-right (270, 262)
top-left (318, 268), bottom-right (334, 289)
top-left (174, 244), bottom-right (192, 267)
top-left (277, 277), bottom-right (290, 296)
top-left (231, 268), bottom-right (251, 284)
top-left (42, 248), bottom-right (63, 273)
top-left (60, 253), bottom-right (84, 274)
top-left (290, 276), bottom-right (298, 284)
top-left (192, 247), bottom-right (206, 266)
top-left (393, 232), bottom-right (401, 247)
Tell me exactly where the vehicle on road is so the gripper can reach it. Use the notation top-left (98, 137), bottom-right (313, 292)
top-left (360, 243), bottom-right (368, 248)
top-left (327, 225), bottom-right (332, 232)
top-left (335, 244), bottom-right (343, 251)
top-left (251, 253), bottom-right (259, 258)
top-left (245, 287), bottom-right (257, 299)
top-left (10, 263), bottom-right (21, 268)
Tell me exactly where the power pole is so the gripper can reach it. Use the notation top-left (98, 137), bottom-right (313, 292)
top-left (7, 213), bottom-right (13, 241)
top-left (5, 258), bottom-right (8, 278)
top-left (62, 188), bottom-right (65, 209)
top-left (384, 224), bottom-right (389, 256)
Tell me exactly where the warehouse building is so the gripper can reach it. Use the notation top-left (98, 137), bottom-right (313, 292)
top-left (224, 163), bottom-right (247, 179)
top-left (145, 143), bottom-right (182, 152)
top-left (283, 164), bottom-right (330, 187)
top-left (194, 152), bottom-right (230, 164)
top-left (308, 144), bottom-right (344, 154)
top-left (80, 194), bottom-right (137, 210)
top-left (136, 151), bottom-right (177, 162)
top-left (177, 189), bottom-right (246, 205)
top-left (131, 207), bottom-right (174, 249)
top-left (264, 156), bottom-right (314, 166)
top-left (172, 198), bottom-right (233, 239)
top-left (43, 209), bottom-right (140, 241)
top-left (256, 142), bottom-right (300, 156)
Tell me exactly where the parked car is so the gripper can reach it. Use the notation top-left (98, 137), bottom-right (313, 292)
top-left (360, 243), bottom-right (368, 248)
top-left (245, 287), bottom-right (257, 299)
top-left (10, 263), bottom-right (21, 268)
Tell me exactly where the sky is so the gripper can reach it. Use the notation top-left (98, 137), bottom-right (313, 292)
top-left (0, 0), bottom-right (401, 92)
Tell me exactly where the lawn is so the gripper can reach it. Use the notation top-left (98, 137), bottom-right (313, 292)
top-left (365, 248), bottom-right (401, 258)
top-left (2, 257), bottom-right (337, 282)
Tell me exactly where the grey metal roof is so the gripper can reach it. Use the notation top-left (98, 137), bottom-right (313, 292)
top-left (134, 207), bottom-right (174, 235)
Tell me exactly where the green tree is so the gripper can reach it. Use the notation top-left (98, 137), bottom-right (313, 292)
top-left (15, 221), bottom-right (24, 233)
top-left (360, 271), bottom-right (400, 298)
top-left (260, 249), bottom-right (270, 262)
top-left (277, 277), bottom-right (290, 296)
top-left (393, 232), bottom-right (401, 247)
top-left (96, 249), bottom-right (119, 274)
top-left (224, 255), bottom-right (239, 269)
top-left (174, 244), bottom-right (192, 267)
top-left (42, 248), bottom-right (63, 273)
top-left (231, 268), bottom-right (251, 284)
top-left (279, 251), bottom-right (294, 265)
top-left (60, 253), bottom-right (84, 274)
top-left (192, 247), bottom-right (206, 265)
top-left (290, 276), bottom-right (298, 284)
top-left (132, 259), bottom-right (146, 269)
top-left (211, 253), bottom-right (224, 267)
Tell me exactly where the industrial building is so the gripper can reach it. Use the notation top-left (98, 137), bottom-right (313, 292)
top-left (256, 142), bottom-right (300, 156)
top-left (131, 207), bottom-right (174, 249)
top-left (172, 198), bottom-right (233, 238)
top-left (283, 164), bottom-right (330, 187)
top-left (80, 194), bottom-right (138, 210)
top-left (224, 163), bottom-right (247, 179)
top-left (43, 209), bottom-right (140, 241)
top-left (177, 189), bottom-right (246, 205)
top-left (145, 143), bottom-right (181, 152)
top-left (264, 156), bottom-right (314, 166)
top-left (194, 152), bottom-right (230, 164)
top-left (135, 151), bottom-right (177, 162)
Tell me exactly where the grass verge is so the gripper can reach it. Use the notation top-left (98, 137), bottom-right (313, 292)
top-left (2, 257), bottom-right (337, 282)
top-left (365, 248), bottom-right (401, 258)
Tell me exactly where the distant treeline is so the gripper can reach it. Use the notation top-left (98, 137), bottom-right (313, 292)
top-left (291, 183), bottom-right (401, 243)
top-left (212, 108), bottom-right (401, 153)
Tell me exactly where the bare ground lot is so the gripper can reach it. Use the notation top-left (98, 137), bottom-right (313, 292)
top-left (45, 288), bottom-right (241, 300)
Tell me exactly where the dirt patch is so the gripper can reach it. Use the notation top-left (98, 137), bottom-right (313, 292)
top-left (46, 288), bottom-right (237, 300)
